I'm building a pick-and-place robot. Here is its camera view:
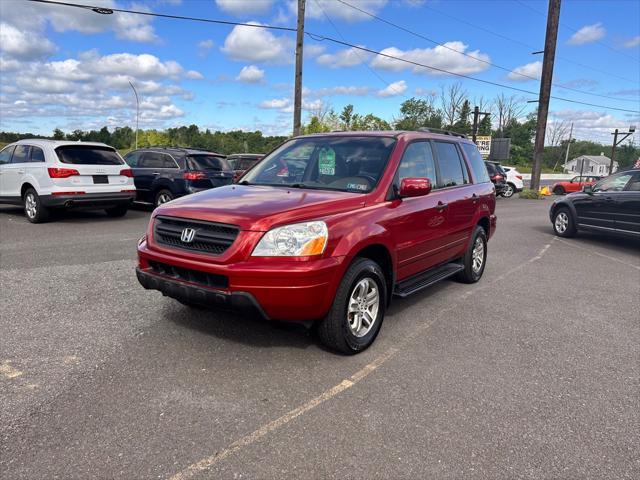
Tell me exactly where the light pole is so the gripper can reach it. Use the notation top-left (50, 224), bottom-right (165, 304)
top-left (610, 126), bottom-right (636, 174)
top-left (128, 81), bottom-right (140, 150)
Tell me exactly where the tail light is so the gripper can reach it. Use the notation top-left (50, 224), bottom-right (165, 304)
top-left (119, 168), bottom-right (133, 177)
top-left (491, 174), bottom-right (504, 182)
top-left (516, 175), bottom-right (523, 180)
top-left (48, 167), bottom-right (79, 178)
top-left (51, 191), bottom-right (85, 196)
top-left (183, 171), bottom-right (207, 180)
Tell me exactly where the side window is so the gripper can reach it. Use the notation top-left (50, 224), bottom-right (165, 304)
top-left (161, 154), bottom-right (178, 169)
top-left (11, 145), bottom-right (30, 164)
top-left (138, 152), bottom-right (164, 169)
top-left (396, 142), bottom-right (436, 185)
top-left (625, 174), bottom-right (640, 191)
top-left (124, 152), bottom-right (139, 167)
top-left (434, 141), bottom-right (465, 188)
top-left (593, 173), bottom-right (633, 192)
top-left (0, 145), bottom-right (15, 165)
top-left (30, 146), bottom-right (45, 163)
top-left (462, 143), bottom-right (490, 184)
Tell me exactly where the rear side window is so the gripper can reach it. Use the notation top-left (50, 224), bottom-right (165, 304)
top-left (187, 155), bottom-right (229, 171)
top-left (396, 142), bottom-right (436, 184)
top-left (433, 141), bottom-right (466, 188)
top-left (30, 146), bottom-right (45, 162)
top-left (0, 145), bottom-right (15, 165)
top-left (11, 145), bottom-right (30, 164)
top-left (124, 151), bottom-right (139, 167)
top-left (56, 146), bottom-right (123, 165)
top-left (462, 143), bottom-right (490, 183)
top-left (626, 174), bottom-right (640, 191)
top-left (138, 152), bottom-right (177, 169)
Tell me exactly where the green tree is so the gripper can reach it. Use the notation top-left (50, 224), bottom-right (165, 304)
top-left (453, 100), bottom-right (472, 135)
top-left (339, 105), bottom-right (354, 130)
top-left (395, 97), bottom-right (442, 131)
top-left (53, 128), bottom-right (65, 140)
top-left (478, 115), bottom-right (492, 136)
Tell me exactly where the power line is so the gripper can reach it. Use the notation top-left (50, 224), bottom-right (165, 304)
top-left (335, 0), bottom-right (637, 103)
top-left (415, 1), bottom-right (639, 84)
top-left (24, 0), bottom-right (640, 114)
top-left (515, 0), bottom-right (640, 63)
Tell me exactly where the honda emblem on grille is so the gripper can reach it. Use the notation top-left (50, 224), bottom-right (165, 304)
top-left (180, 227), bottom-right (196, 243)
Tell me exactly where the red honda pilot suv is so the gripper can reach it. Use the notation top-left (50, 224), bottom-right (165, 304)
top-left (136, 131), bottom-right (496, 353)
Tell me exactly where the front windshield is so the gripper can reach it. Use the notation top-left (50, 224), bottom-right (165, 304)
top-left (241, 136), bottom-right (397, 193)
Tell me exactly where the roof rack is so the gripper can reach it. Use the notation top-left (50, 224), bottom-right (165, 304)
top-left (417, 127), bottom-right (467, 139)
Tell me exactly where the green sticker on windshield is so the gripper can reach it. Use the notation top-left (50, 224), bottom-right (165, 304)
top-left (318, 148), bottom-right (336, 176)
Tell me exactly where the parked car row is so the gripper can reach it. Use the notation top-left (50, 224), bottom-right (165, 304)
top-left (484, 161), bottom-right (523, 198)
top-left (0, 140), bottom-right (264, 221)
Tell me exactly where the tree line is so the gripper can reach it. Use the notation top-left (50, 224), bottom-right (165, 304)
top-left (1, 84), bottom-right (637, 169)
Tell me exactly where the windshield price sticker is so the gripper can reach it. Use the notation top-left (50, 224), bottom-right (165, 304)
top-left (319, 148), bottom-right (336, 175)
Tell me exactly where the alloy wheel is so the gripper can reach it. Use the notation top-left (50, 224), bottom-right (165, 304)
top-left (555, 212), bottom-right (569, 233)
top-left (472, 236), bottom-right (485, 273)
top-left (25, 193), bottom-right (37, 219)
top-left (347, 277), bottom-right (379, 338)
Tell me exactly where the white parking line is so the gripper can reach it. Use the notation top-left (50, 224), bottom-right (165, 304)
top-left (169, 239), bottom-right (557, 480)
top-left (555, 238), bottom-right (640, 271)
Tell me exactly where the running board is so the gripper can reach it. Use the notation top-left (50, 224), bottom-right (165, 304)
top-left (393, 262), bottom-right (464, 298)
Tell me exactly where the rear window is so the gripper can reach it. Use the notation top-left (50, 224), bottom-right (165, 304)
top-left (56, 145), bottom-right (123, 165)
top-left (462, 144), bottom-right (490, 183)
top-left (187, 155), bottom-right (230, 171)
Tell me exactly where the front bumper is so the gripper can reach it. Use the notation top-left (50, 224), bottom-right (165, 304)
top-left (41, 192), bottom-right (135, 209)
top-left (137, 241), bottom-right (345, 321)
top-left (136, 267), bottom-right (269, 319)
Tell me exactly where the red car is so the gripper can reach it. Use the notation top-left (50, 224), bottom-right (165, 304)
top-left (136, 131), bottom-right (496, 353)
top-left (552, 175), bottom-right (601, 195)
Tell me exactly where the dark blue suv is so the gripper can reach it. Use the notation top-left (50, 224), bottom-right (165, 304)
top-left (123, 147), bottom-right (234, 207)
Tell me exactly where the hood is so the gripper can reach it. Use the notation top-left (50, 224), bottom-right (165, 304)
top-left (154, 184), bottom-right (366, 231)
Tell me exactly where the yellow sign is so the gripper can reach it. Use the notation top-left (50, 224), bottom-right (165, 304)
top-left (475, 136), bottom-right (492, 159)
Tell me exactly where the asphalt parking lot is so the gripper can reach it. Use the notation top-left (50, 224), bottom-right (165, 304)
top-left (1, 198), bottom-right (639, 480)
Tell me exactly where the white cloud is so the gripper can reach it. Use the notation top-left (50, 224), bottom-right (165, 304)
top-left (236, 65), bottom-right (265, 83)
top-left (292, 0), bottom-right (388, 22)
top-left (0, 22), bottom-right (56, 60)
top-left (216, 0), bottom-right (275, 15)
top-left (507, 61), bottom-right (542, 81)
top-left (79, 51), bottom-right (184, 78)
top-left (550, 109), bottom-right (640, 143)
top-left (186, 70), bottom-right (204, 80)
top-left (259, 97), bottom-right (290, 109)
top-left (221, 22), bottom-right (293, 64)
top-left (567, 23), bottom-right (606, 45)
top-left (304, 44), bottom-right (326, 58)
top-left (316, 46), bottom-right (371, 68)
top-left (198, 39), bottom-right (215, 57)
top-left (370, 42), bottom-right (491, 76)
top-left (623, 36), bottom-right (640, 48)
top-left (377, 80), bottom-right (407, 97)
top-left (308, 86), bottom-right (371, 97)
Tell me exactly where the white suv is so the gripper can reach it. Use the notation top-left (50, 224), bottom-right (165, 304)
top-left (501, 166), bottom-right (525, 198)
top-left (0, 139), bottom-right (136, 223)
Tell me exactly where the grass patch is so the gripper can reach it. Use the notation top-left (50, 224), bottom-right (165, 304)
top-left (518, 188), bottom-right (542, 199)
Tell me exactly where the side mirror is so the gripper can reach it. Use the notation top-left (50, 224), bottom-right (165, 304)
top-left (583, 184), bottom-right (594, 194)
top-left (399, 178), bottom-right (431, 198)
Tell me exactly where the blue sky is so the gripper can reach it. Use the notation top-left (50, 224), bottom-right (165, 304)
top-left (0, 0), bottom-right (638, 143)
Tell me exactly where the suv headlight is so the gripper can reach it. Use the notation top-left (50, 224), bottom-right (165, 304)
top-left (252, 221), bottom-right (328, 257)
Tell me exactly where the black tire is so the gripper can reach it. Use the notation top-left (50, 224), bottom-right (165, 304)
top-left (315, 258), bottom-right (387, 354)
top-left (456, 226), bottom-right (487, 284)
top-left (105, 205), bottom-right (129, 217)
top-left (552, 207), bottom-right (577, 238)
top-left (502, 183), bottom-right (515, 198)
top-left (154, 189), bottom-right (174, 208)
top-left (23, 188), bottom-right (50, 224)
top-left (553, 186), bottom-right (565, 195)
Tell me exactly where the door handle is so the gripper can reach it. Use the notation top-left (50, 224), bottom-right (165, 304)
top-left (605, 196), bottom-right (615, 202)
top-left (18, 169), bottom-right (25, 174)
top-left (471, 193), bottom-right (479, 204)
top-left (436, 201), bottom-right (449, 211)
top-left (152, 172), bottom-right (160, 176)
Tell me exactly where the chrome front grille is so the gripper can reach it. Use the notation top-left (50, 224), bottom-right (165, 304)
top-left (153, 215), bottom-right (239, 255)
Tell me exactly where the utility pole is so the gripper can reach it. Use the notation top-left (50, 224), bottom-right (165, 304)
top-left (471, 106), bottom-right (490, 143)
top-left (530, 0), bottom-right (561, 192)
top-left (128, 81), bottom-right (139, 149)
top-left (610, 126), bottom-right (636, 174)
top-left (292, 0), bottom-right (306, 137)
